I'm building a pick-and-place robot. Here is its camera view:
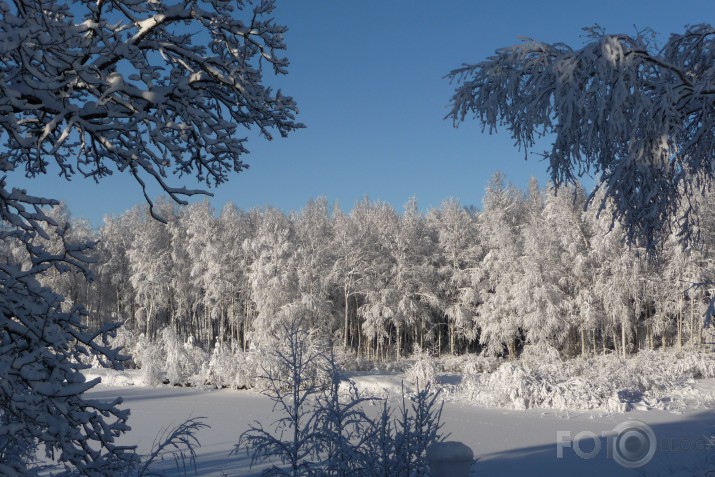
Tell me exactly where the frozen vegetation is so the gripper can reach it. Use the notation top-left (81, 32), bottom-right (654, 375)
top-left (2, 0), bottom-right (715, 473)
top-left (26, 179), bottom-right (715, 367)
top-left (103, 328), bottom-right (715, 415)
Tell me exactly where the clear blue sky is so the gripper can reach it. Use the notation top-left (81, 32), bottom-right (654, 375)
top-left (9, 0), bottom-right (714, 225)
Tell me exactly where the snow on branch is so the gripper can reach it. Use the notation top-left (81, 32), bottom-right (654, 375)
top-left (447, 24), bottom-right (715, 249)
top-left (0, 0), bottom-right (302, 209)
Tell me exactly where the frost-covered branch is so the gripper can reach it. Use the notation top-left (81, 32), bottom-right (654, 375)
top-left (447, 24), bottom-right (715, 248)
top-left (136, 417), bottom-right (209, 477)
top-left (0, 1), bottom-right (302, 474)
top-left (0, 0), bottom-right (302, 214)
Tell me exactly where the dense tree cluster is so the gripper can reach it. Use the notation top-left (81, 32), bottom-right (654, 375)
top-left (26, 174), bottom-right (715, 363)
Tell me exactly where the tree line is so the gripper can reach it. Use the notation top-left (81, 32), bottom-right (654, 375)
top-left (11, 173), bottom-right (711, 363)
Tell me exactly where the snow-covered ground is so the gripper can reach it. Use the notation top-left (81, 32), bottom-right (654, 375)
top-left (85, 369), bottom-right (715, 477)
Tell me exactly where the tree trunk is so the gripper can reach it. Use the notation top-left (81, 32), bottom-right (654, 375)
top-left (611, 325), bottom-right (619, 357)
top-left (621, 320), bottom-right (627, 359)
top-left (591, 330), bottom-right (596, 356)
top-left (437, 325), bottom-right (442, 357)
top-left (580, 328), bottom-right (586, 356)
top-left (146, 301), bottom-right (154, 340)
top-left (449, 319), bottom-right (455, 355)
top-left (396, 324), bottom-right (401, 358)
top-left (678, 302), bottom-right (683, 351)
top-left (343, 287), bottom-right (350, 350)
top-left (690, 297), bottom-right (696, 348)
top-left (507, 337), bottom-right (517, 360)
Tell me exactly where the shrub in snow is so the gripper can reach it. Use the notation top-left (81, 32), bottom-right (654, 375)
top-left (237, 349), bottom-right (271, 390)
top-left (236, 316), bottom-right (325, 476)
top-left (459, 349), bottom-right (715, 411)
top-left (108, 326), bottom-right (140, 368)
top-left (367, 382), bottom-right (445, 477)
top-left (133, 333), bottom-right (166, 387)
top-left (442, 353), bottom-right (501, 375)
top-left (160, 328), bottom-right (208, 386)
top-left (406, 346), bottom-right (440, 387)
top-left (312, 353), bottom-right (376, 476)
top-left (126, 328), bottom-right (211, 387)
top-left (519, 342), bottom-right (562, 365)
top-left (237, 315), bottom-right (445, 476)
top-left (201, 344), bottom-right (280, 390)
top-left (206, 342), bottom-right (240, 389)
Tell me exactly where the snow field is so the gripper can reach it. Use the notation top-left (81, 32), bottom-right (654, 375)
top-left (85, 373), bottom-right (715, 477)
top-left (89, 336), bottom-right (715, 475)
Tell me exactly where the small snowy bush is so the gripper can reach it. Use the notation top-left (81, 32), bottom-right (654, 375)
top-left (406, 346), bottom-right (440, 387)
top-left (454, 354), bottom-right (501, 375)
top-left (366, 382), bottom-right (445, 477)
top-left (162, 328), bottom-right (208, 385)
top-left (519, 342), bottom-right (562, 365)
top-left (108, 325), bottom-right (140, 368)
top-left (133, 333), bottom-right (165, 387)
top-left (206, 342), bottom-right (240, 388)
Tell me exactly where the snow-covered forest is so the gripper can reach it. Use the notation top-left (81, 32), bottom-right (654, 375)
top-left (3, 0), bottom-right (715, 472)
top-left (19, 173), bottom-right (715, 365)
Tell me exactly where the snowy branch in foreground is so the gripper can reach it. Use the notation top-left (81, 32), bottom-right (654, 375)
top-left (447, 24), bottom-right (715, 249)
top-left (136, 417), bottom-right (209, 477)
top-left (0, 0), bottom-right (302, 219)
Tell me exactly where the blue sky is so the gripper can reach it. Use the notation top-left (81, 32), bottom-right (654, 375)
top-left (9, 0), bottom-right (714, 225)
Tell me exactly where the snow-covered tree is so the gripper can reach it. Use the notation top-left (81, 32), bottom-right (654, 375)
top-left (96, 208), bottom-right (140, 329)
top-left (589, 207), bottom-right (644, 358)
top-left (128, 200), bottom-right (176, 340)
top-left (293, 198), bottom-right (334, 295)
top-left (329, 200), bottom-right (381, 353)
top-left (237, 315), bottom-right (325, 477)
top-left (0, 189), bottom-right (137, 475)
top-left (517, 180), bottom-right (569, 355)
top-left (292, 198), bottom-right (336, 332)
top-left (219, 203), bottom-right (259, 351)
top-left (390, 197), bottom-right (438, 356)
top-left (478, 174), bottom-right (526, 358)
top-left (237, 313), bottom-right (445, 477)
top-left (180, 201), bottom-right (225, 347)
top-left (0, 0), bottom-right (301, 473)
top-left (355, 201), bottom-right (400, 361)
top-left (540, 184), bottom-right (598, 356)
top-left (245, 207), bottom-right (300, 343)
top-left (448, 24), bottom-right (715, 248)
top-left (427, 199), bottom-right (482, 355)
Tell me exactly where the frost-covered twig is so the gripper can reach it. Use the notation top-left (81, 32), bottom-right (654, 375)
top-left (136, 417), bottom-right (209, 477)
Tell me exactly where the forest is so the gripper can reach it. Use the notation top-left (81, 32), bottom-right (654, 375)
top-left (15, 173), bottom-right (714, 366)
top-left (3, 0), bottom-right (715, 473)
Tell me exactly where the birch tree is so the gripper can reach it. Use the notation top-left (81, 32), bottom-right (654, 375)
top-left (478, 174), bottom-right (526, 358)
top-left (427, 199), bottom-right (482, 355)
top-left (391, 197), bottom-right (438, 356)
top-left (245, 207), bottom-right (299, 343)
